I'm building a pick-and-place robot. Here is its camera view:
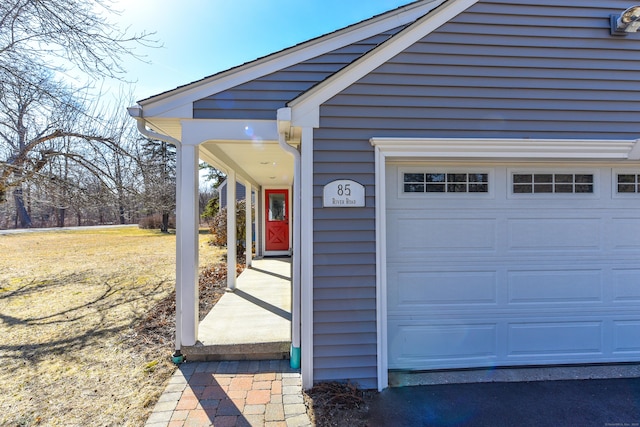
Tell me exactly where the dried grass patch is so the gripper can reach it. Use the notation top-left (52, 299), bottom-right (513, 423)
top-left (0, 227), bottom-right (224, 427)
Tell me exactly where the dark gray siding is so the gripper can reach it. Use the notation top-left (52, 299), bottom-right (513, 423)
top-left (193, 29), bottom-right (405, 120)
top-left (313, 0), bottom-right (640, 389)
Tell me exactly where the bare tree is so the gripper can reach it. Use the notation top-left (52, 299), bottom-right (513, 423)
top-left (0, 0), bottom-right (155, 86)
top-left (0, 66), bottom-right (130, 226)
top-left (0, 0), bottom-right (157, 227)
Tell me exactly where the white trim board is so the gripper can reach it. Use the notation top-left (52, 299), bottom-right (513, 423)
top-left (371, 137), bottom-right (640, 391)
top-left (370, 138), bottom-right (640, 160)
top-left (300, 127), bottom-right (315, 390)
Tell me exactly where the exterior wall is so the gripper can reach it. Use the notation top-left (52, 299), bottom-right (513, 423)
top-left (312, 0), bottom-right (640, 389)
top-left (219, 181), bottom-right (246, 208)
top-left (193, 28), bottom-right (406, 120)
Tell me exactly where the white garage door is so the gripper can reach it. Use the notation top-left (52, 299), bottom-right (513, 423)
top-left (387, 162), bottom-right (640, 371)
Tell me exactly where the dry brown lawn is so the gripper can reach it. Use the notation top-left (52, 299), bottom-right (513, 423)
top-left (0, 226), bottom-right (223, 427)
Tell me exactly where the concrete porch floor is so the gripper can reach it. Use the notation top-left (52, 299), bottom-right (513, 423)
top-left (183, 258), bottom-right (292, 361)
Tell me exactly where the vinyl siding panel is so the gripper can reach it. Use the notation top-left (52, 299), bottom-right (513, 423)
top-left (315, 219), bottom-right (374, 232)
top-left (193, 29), bottom-right (405, 120)
top-left (219, 181), bottom-right (246, 208)
top-left (312, 0), bottom-right (640, 389)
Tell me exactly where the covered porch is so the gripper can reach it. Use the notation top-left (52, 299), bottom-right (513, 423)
top-left (128, 107), bottom-right (303, 367)
top-left (183, 257), bottom-right (292, 361)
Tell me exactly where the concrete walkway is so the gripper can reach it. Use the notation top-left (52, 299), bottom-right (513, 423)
top-left (184, 258), bottom-right (292, 361)
top-left (145, 360), bottom-right (312, 427)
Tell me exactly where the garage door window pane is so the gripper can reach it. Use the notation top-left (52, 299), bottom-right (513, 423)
top-left (404, 173), bottom-right (425, 193)
top-left (514, 174), bottom-right (532, 184)
top-left (448, 183), bottom-right (467, 192)
top-left (575, 184), bottom-right (593, 193)
top-left (555, 174), bottom-right (573, 183)
top-left (469, 174), bottom-right (488, 193)
top-left (470, 173), bottom-right (488, 183)
top-left (448, 174), bottom-right (467, 182)
top-left (469, 183), bottom-right (488, 193)
top-left (574, 175), bottom-right (593, 193)
top-left (555, 184), bottom-right (574, 193)
top-left (426, 184), bottom-right (445, 192)
top-left (534, 174), bottom-right (553, 183)
top-left (512, 173), bottom-right (594, 194)
top-left (617, 174), bottom-right (639, 193)
top-left (404, 183), bottom-right (425, 192)
top-left (513, 184), bottom-right (533, 193)
top-left (426, 174), bottom-right (445, 192)
top-left (403, 172), bottom-right (489, 194)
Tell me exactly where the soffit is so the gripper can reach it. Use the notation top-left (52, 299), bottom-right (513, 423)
top-left (200, 141), bottom-right (294, 187)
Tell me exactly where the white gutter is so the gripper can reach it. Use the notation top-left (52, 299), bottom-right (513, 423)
top-left (127, 106), bottom-right (181, 148)
top-left (127, 105), bottom-right (184, 362)
top-left (277, 107), bottom-right (302, 368)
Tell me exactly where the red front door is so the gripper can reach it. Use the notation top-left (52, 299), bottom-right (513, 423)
top-left (265, 189), bottom-right (289, 252)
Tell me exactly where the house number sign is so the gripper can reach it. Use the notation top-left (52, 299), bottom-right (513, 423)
top-left (323, 180), bottom-right (365, 207)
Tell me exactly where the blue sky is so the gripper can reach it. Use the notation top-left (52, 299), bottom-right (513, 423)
top-left (112, 0), bottom-right (414, 102)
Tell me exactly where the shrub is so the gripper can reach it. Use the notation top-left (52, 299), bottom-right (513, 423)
top-left (201, 196), bottom-right (219, 223)
top-left (209, 200), bottom-right (251, 258)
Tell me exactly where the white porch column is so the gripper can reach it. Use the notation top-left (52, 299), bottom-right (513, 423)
top-left (254, 189), bottom-right (261, 258)
top-left (226, 169), bottom-right (237, 291)
top-left (245, 182), bottom-right (252, 267)
top-left (300, 126), bottom-right (314, 389)
top-left (176, 141), bottom-right (200, 346)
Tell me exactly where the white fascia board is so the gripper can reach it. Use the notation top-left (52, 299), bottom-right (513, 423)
top-left (143, 103), bottom-right (193, 120)
top-left (138, 1), bottom-right (444, 119)
top-left (181, 119), bottom-right (278, 144)
top-left (289, 0), bottom-right (475, 127)
top-left (369, 138), bottom-right (640, 159)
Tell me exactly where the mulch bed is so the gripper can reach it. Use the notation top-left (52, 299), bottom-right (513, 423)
top-left (128, 263), bottom-right (245, 350)
top-left (304, 381), bottom-right (377, 427)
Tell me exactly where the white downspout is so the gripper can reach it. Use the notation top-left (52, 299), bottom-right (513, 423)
top-left (277, 107), bottom-right (301, 369)
top-left (127, 106), bottom-right (185, 363)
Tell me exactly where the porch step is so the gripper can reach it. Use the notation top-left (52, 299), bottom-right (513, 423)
top-left (182, 341), bottom-right (290, 361)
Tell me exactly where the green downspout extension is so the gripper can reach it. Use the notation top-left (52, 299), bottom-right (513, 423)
top-left (290, 345), bottom-right (301, 369)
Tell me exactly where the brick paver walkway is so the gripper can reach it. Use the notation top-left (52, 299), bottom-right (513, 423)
top-left (145, 360), bottom-right (312, 427)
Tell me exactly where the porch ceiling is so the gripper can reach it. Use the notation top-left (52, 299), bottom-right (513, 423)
top-left (142, 117), bottom-right (295, 187)
top-left (200, 140), bottom-right (294, 187)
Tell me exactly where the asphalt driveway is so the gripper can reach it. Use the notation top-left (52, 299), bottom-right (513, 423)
top-left (367, 378), bottom-right (640, 427)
